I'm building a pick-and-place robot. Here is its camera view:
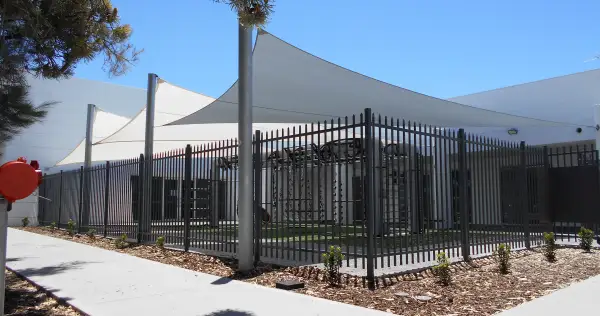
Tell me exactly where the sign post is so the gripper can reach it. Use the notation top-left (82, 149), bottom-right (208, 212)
top-left (0, 197), bottom-right (8, 316)
top-left (0, 158), bottom-right (42, 316)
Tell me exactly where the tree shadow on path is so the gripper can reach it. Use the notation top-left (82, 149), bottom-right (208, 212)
top-left (16, 260), bottom-right (98, 278)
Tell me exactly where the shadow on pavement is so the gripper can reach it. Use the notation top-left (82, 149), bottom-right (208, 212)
top-left (203, 310), bottom-right (256, 316)
top-left (210, 277), bottom-right (233, 285)
top-left (6, 257), bottom-right (23, 262)
top-left (17, 260), bottom-right (98, 278)
top-left (4, 271), bottom-right (74, 316)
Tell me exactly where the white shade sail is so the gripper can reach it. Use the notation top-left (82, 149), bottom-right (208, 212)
top-left (55, 108), bottom-right (131, 166)
top-left (169, 30), bottom-right (580, 128)
top-left (96, 79), bottom-right (216, 145)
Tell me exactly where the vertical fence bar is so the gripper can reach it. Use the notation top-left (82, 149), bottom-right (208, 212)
top-left (457, 129), bottom-right (470, 261)
top-left (137, 154), bottom-right (145, 243)
top-left (77, 166), bottom-right (84, 233)
top-left (183, 145), bottom-right (192, 252)
top-left (520, 141), bottom-right (531, 249)
top-left (254, 130), bottom-right (263, 264)
top-left (363, 108), bottom-right (376, 289)
top-left (103, 161), bottom-right (110, 237)
top-left (57, 171), bottom-right (64, 228)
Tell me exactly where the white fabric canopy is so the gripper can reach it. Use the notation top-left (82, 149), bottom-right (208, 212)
top-left (55, 108), bottom-right (131, 165)
top-left (96, 79), bottom-right (216, 144)
top-left (55, 30), bottom-right (594, 166)
top-left (169, 30), bottom-right (579, 128)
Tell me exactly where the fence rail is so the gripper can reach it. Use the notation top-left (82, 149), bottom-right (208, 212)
top-left (37, 108), bottom-right (600, 286)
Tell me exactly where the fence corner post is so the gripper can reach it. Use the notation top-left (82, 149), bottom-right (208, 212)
top-left (457, 128), bottom-right (471, 261)
top-left (253, 130), bottom-right (263, 265)
top-left (183, 145), bottom-right (192, 252)
top-left (103, 161), bottom-right (110, 237)
top-left (363, 108), bottom-right (376, 290)
top-left (520, 141), bottom-right (531, 249)
top-left (137, 154), bottom-right (145, 243)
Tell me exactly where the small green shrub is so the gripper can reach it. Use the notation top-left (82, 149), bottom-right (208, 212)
top-left (115, 234), bottom-right (129, 249)
top-left (66, 219), bottom-right (76, 236)
top-left (21, 217), bottom-right (29, 227)
top-left (156, 236), bottom-right (165, 249)
top-left (49, 222), bottom-right (56, 229)
top-left (86, 229), bottom-right (96, 239)
top-left (543, 232), bottom-right (557, 262)
top-left (433, 252), bottom-right (451, 285)
top-left (494, 243), bottom-right (511, 274)
top-left (322, 245), bottom-right (344, 286)
top-left (578, 227), bottom-right (594, 252)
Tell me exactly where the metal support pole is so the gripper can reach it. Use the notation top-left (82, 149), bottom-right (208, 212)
top-left (103, 161), bottom-right (110, 238)
top-left (457, 129), bottom-right (471, 261)
top-left (82, 104), bottom-right (95, 231)
top-left (520, 141), bottom-right (531, 249)
top-left (183, 145), bottom-right (192, 252)
top-left (142, 73), bottom-right (158, 242)
top-left (364, 108), bottom-right (376, 290)
top-left (0, 198), bottom-right (8, 316)
top-left (253, 130), bottom-right (262, 265)
top-left (237, 24), bottom-right (254, 271)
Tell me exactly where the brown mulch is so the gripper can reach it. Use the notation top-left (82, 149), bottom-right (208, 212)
top-left (5, 269), bottom-right (80, 316)
top-left (19, 226), bottom-right (600, 316)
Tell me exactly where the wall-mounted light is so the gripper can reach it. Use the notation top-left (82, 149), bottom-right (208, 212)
top-left (507, 128), bottom-right (519, 135)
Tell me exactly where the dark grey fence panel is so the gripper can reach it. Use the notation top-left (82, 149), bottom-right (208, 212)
top-left (39, 109), bottom-right (599, 286)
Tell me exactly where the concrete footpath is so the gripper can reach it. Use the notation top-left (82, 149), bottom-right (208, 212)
top-left (6, 229), bottom-right (392, 316)
top-left (498, 273), bottom-right (600, 315)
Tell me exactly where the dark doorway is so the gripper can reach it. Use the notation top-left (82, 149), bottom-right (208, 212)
top-left (131, 176), bottom-right (141, 221)
top-left (163, 179), bottom-right (178, 220)
top-left (451, 170), bottom-right (472, 226)
top-left (500, 167), bottom-right (547, 227)
top-left (352, 176), bottom-right (364, 221)
top-left (151, 177), bottom-right (163, 221)
top-left (189, 179), bottom-right (226, 220)
top-left (549, 166), bottom-right (600, 224)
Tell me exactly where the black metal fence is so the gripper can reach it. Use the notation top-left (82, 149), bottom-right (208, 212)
top-left (37, 108), bottom-right (600, 285)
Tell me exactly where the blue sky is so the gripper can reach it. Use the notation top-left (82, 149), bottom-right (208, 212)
top-left (74, 0), bottom-right (600, 99)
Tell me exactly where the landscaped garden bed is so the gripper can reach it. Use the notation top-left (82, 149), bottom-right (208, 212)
top-left (4, 269), bottom-right (80, 316)
top-left (19, 226), bottom-right (600, 315)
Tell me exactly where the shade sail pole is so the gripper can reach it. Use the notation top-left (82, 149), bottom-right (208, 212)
top-left (237, 24), bottom-right (254, 271)
top-left (81, 103), bottom-right (95, 229)
top-left (142, 73), bottom-right (158, 241)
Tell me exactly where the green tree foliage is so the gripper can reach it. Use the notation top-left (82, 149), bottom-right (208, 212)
top-left (214, 0), bottom-right (275, 28)
top-left (0, 0), bottom-right (141, 153)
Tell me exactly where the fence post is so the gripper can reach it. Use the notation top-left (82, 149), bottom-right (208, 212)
top-left (57, 171), bottom-right (63, 228)
top-left (542, 146), bottom-right (553, 233)
top-left (457, 129), bottom-right (470, 261)
top-left (137, 154), bottom-right (145, 243)
top-left (364, 108), bottom-right (376, 290)
top-left (77, 166), bottom-right (84, 233)
top-left (183, 145), bottom-right (192, 252)
top-left (103, 161), bottom-right (110, 238)
top-left (520, 141), bottom-right (531, 249)
top-left (253, 130), bottom-right (263, 265)
top-left (39, 174), bottom-right (47, 225)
